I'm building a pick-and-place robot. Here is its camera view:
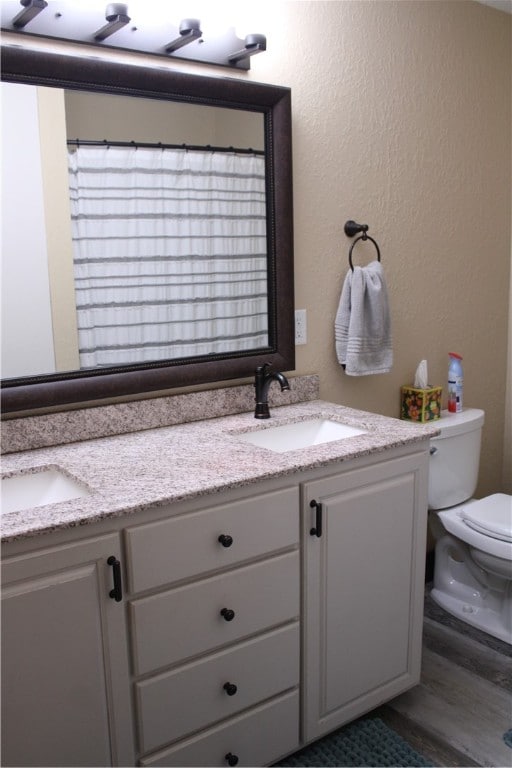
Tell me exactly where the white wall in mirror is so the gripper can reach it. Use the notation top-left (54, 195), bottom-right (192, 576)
top-left (1, 83), bottom-right (56, 378)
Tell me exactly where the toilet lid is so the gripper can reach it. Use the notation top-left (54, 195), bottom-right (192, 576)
top-left (461, 494), bottom-right (512, 543)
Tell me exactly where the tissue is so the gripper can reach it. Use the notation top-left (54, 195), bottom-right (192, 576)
top-left (414, 360), bottom-right (429, 389)
top-left (400, 360), bottom-right (442, 422)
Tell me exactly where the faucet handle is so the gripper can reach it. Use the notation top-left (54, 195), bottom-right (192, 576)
top-left (255, 362), bottom-right (272, 375)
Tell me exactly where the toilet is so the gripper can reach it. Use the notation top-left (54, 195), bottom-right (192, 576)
top-left (428, 408), bottom-right (512, 645)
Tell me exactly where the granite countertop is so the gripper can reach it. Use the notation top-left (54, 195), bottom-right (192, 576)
top-left (1, 400), bottom-right (439, 542)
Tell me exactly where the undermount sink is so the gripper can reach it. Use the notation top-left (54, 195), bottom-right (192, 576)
top-left (1, 468), bottom-right (91, 514)
top-left (236, 418), bottom-right (367, 453)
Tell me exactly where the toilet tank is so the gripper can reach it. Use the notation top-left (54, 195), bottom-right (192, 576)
top-left (428, 408), bottom-right (485, 511)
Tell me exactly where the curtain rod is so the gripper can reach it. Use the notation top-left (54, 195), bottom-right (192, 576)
top-left (67, 139), bottom-right (265, 156)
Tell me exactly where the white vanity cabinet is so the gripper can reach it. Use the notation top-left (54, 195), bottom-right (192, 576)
top-left (302, 450), bottom-right (429, 742)
top-left (1, 430), bottom-right (431, 768)
top-left (124, 486), bottom-right (302, 767)
top-left (1, 533), bottom-right (134, 767)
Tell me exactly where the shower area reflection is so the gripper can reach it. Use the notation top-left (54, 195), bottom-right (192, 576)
top-left (67, 141), bottom-right (268, 368)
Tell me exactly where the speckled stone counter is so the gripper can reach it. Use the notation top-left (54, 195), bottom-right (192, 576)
top-left (1, 375), bottom-right (320, 453)
top-left (1, 400), bottom-right (439, 543)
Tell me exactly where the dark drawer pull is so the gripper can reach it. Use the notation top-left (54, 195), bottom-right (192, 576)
top-left (107, 556), bottom-right (123, 602)
top-left (220, 608), bottom-right (235, 622)
top-left (218, 534), bottom-right (233, 548)
top-left (309, 499), bottom-right (323, 538)
top-left (225, 753), bottom-right (239, 766)
top-left (223, 681), bottom-right (238, 696)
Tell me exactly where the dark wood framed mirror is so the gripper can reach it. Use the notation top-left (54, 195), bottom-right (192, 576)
top-left (1, 45), bottom-right (294, 414)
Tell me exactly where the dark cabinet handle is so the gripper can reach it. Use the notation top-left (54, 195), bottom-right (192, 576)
top-left (220, 608), bottom-right (235, 622)
top-left (218, 534), bottom-right (233, 548)
top-left (225, 753), bottom-right (239, 766)
top-left (309, 499), bottom-right (323, 538)
top-left (223, 682), bottom-right (238, 696)
top-left (107, 556), bottom-right (123, 601)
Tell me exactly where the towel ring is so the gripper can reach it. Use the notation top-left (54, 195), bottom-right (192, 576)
top-left (348, 233), bottom-right (381, 271)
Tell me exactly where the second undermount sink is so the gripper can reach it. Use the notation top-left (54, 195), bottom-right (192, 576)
top-left (1, 468), bottom-right (91, 514)
top-left (236, 418), bottom-right (367, 453)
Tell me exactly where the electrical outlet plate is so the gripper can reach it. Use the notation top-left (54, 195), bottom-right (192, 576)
top-left (295, 309), bottom-right (307, 345)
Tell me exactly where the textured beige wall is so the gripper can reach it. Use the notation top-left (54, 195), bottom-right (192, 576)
top-left (250, 0), bottom-right (511, 498)
top-left (4, 1), bottom-right (511, 497)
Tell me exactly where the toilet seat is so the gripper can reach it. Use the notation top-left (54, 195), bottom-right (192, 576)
top-left (438, 494), bottom-right (512, 561)
top-left (461, 494), bottom-right (512, 543)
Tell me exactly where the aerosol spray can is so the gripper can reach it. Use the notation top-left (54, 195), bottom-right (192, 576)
top-left (447, 352), bottom-right (463, 413)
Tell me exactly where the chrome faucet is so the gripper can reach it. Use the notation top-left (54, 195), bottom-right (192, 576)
top-left (254, 363), bottom-right (290, 419)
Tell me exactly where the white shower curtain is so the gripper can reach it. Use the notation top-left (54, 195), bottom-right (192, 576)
top-left (68, 145), bottom-right (268, 368)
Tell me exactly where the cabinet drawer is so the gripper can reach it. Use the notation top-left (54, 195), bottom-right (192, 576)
top-left (136, 623), bottom-right (299, 753)
top-left (130, 551), bottom-right (300, 675)
top-left (125, 487), bottom-right (299, 594)
top-left (139, 689), bottom-right (299, 767)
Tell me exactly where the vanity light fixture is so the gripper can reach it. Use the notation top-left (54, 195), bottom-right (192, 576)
top-left (94, 3), bottom-right (131, 42)
top-left (12, 0), bottom-right (47, 29)
top-left (164, 18), bottom-right (202, 54)
top-left (1, 0), bottom-right (267, 70)
top-left (228, 34), bottom-right (267, 64)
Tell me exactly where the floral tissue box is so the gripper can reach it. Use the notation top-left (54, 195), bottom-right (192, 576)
top-left (400, 386), bottom-right (442, 423)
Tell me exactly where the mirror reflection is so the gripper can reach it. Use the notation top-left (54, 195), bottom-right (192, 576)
top-left (1, 84), bottom-right (266, 380)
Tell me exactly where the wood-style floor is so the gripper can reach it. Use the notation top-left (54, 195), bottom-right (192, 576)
top-left (376, 587), bottom-right (512, 768)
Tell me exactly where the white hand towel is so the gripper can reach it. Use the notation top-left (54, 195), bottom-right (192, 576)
top-left (335, 260), bottom-right (393, 375)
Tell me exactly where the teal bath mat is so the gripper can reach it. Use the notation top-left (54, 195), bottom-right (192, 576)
top-left (276, 716), bottom-right (435, 767)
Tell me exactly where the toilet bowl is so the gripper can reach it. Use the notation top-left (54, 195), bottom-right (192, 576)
top-left (428, 409), bottom-right (512, 645)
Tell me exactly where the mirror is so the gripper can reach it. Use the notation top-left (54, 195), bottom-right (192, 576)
top-left (1, 46), bottom-right (294, 414)
top-left (3, 85), bottom-right (266, 376)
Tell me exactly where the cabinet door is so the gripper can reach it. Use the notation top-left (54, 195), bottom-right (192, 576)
top-left (1, 534), bottom-right (134, 767)
top-left (303, 452), bottom-right (428, 741)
